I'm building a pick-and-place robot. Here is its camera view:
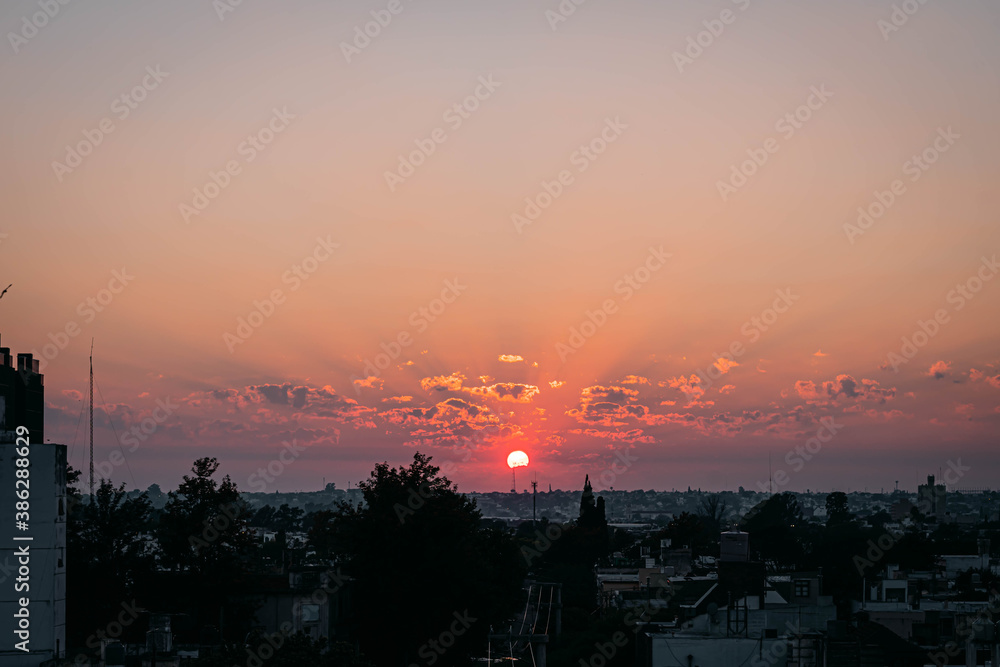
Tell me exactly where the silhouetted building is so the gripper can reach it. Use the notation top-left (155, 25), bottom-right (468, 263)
top-left (0, 335), bottom-right (44, 443)
top-left (0, 335), bottom-right (67, 665)
top-left (918, 475), bottom-right (947, 519)
top-left (578, 474), bottom-right (606, 529)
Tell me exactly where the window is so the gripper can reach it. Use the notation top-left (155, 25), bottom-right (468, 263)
top-left (299, 604), bottom-right (320, 623)
top-left (794, 580), bottom-right (810, 598)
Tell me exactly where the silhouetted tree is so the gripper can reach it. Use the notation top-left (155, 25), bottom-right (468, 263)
top-left (826, 491), bottom-right (852, 526)
top-left (66, 476), bottom-right (153, 656)
top-left (158, 457), bottom-right (252, 572)
top-left (323, 453), bottom-right (524, 666)
top-left (155, 457), bottom-right (254, 640)
top-left (700, 493), bottom-right (730, 532)
top-left (741, 492), bottom-right (805, 568)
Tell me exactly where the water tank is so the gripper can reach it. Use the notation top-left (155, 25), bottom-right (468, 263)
top-left (720, 530), bottom-right (750, 562)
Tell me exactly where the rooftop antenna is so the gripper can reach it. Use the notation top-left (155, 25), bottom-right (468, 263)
top-left (768, 452), bottom-right (773, 496)
top-left (511, 466), bottom-right (517, 494)
top-left (89, 339), bottom-right (94, 498)
top-left (531, 476), bottom-right (537, 528)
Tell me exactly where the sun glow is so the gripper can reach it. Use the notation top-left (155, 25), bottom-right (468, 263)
top-left (506, 450), bottom-right (529, 469)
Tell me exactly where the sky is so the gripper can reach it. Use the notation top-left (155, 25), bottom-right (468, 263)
top-left (1, 0), bottom-right (998, 494)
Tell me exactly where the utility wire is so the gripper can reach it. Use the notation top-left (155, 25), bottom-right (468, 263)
top-left (95, 380), bottom-right (137, 488)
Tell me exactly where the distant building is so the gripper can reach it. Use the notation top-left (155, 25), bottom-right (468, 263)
top-left (0, 339), bottom-right (67, 665)
top-left (918, 475), bottom-right (947, 519)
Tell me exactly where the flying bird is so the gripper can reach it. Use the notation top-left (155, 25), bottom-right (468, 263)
top-left (0, 284), bottom-right (10, 300)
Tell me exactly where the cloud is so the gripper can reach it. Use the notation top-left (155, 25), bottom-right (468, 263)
top-left (718, 384), bottom-right (736, 395)
top-left (466, 383), bottom-right (540, 403)
top-left (794, 375), bottom-right (895, 405)
top-left (579, 385), bottom-right (640, 405)
top-left (253, 383), bottom-right (292, 405)
top-left (498, 354), bottom-right (524, 363)
top-left (420, 373), bottom-right (466, 392)
top-left (620, 375), bottom-right (650, 385)
top-left (567, 428), bottom-right (654, 444)
top-left (926, 361), bottom-right (951, 379)
top-left (353, 376), bottom-right (384, 390)
top-left (795, 380), bottom-right (820, 400)
top-left (381, 395), bottom-right (413, 404)
top-left (955, 403), bottom-right (975, 420)
top-left (662, 375), bottom-right (705, 404)
top-left (970, 368), bottom-right (1000, 389)
top-left (813, 350), bottom-right (829, 357)
top-left (712, 358), bottom-right (740, 374)
top-left (549, 380), bottom-right (565, 389)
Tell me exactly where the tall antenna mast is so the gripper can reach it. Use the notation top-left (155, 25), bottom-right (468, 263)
top-left (89, 339), bottom-right (94, 498)
top-left (768, 452), bottom-right (772, 496)
top-left (531, 477), bottom-right (537, 528)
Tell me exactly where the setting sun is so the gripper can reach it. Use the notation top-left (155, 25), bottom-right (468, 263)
top-left (506, 450), bottom-right (529, 469)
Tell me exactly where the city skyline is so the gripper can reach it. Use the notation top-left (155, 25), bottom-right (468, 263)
top-left (1, 0), bottom-right (999, 494)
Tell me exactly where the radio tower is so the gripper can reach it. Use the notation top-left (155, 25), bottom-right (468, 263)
top-left (89, 339), bottom-right (94, 498)
top-left (531, 477), bottom-right (537, 528)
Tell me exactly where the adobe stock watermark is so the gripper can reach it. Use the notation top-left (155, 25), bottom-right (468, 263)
top-left (672, 0), bottom-right (752, 73)
top-left (351, 278), bottom-right (467, 392)
top-left (877, 0), bottom-right (933, 41)
top-left (690, 287), bottom-right (799, 392)
top-left (408, 610), bottom-right (476, 667)
top-left (394, 481), bottom-right (439, 524)
top-left (26, 268), bottom-right (134, 378)
top-left (223, 236), bottom-right (339, 353)
top-left (555, 246), bottom-right (670, 362)
top-left (340, 0), bottom-right (416, 63)
top-left (591, 445), bottom-right (639, 491)
top-left (212, 0), bottom-right (247, 22)
top-left (247, 440), bottom-right (310, 492)
top-left (384, 75), bottom-right (501, 192)
top-left (854, 458), bottom-right (968, 577)
top-left (928, 590), bottom-right (1000, 667)
top-left (521, 521), bottom-right (565, 567)
top-left (512, 116), bottom-right (628, 234)
top-left (179, 107), bottom-right (295, 223)
top-left (52, 66), bottom-right (170, 183)
top-left (436, 419), bottom-right (507, 476)
top-left (545, 0), bottom-right (590, 31)
top-left (716, 85), bottom-right (833, 202)
top-left (843, 126), bottom-right (959, 244)
top-left (241, 622), bottom-right (294, 667)
top-left (189, 501), bottom-right (244, 554)
top-left (882, 254), bottom-right (997, 372)
top-left (69, 599), bottom-right (141, 664)
top-left (7, 0), bottom-right (75, 54)
top-left (94, 397), bottom-right (178, 481)
top-left (749, 621), bottom-right (809, 667)
top-left (755, 417), bottom-right (844, 493)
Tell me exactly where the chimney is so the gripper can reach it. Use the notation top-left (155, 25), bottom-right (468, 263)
top-left (17, 353), bottom-right (33, 373)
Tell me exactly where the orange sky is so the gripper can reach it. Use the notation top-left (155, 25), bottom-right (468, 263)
top-left (1, 0), bottom-right (998, 492)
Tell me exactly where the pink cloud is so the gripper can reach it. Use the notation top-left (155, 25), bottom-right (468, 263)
top-left (926, 361), bottom-right (951, 379)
